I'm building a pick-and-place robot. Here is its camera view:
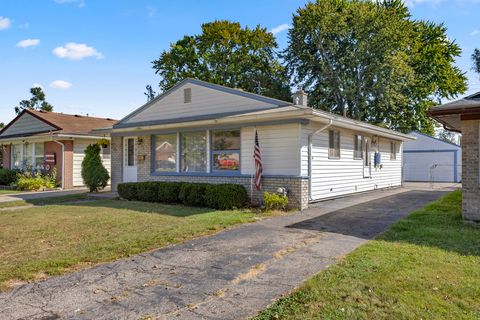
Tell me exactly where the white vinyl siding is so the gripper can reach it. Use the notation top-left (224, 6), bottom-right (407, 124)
top-left (0, 113), bottom-right (56, 137)
top-left (124, 83), bottom-right (278, 124)
top-left (73, 139), bottom-right (111, 187)
top-left (241, 123), bottom-right (302, 176)
top-left (306, 125), bottom-right (403, 200)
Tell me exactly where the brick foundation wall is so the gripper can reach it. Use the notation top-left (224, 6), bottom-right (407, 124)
top-left (461, 120), bottom-right (480, 222)
top-left (111, 135), bottom-right (309, 209)
top-left (2, 145), bottom-right (11, 168)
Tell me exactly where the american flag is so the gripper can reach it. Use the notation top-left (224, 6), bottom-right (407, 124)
top-left (253, 129), bottom-right (263, 190)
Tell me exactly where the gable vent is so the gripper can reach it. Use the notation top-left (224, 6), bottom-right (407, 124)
top-left (184, 88), bottom-right (192, 103)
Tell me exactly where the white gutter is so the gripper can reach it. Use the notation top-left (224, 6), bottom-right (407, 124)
top-left (52, 140), bottom-right (65, 189)
top-left (308, 120), bottom-right (333, 201)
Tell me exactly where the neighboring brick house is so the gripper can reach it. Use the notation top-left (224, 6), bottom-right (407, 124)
top-left (100, 78), bottom-right (413, 209)
top-left (0, 109), bottom-right (116, 189)
top-left (429, 91), bottom-right (480, 222)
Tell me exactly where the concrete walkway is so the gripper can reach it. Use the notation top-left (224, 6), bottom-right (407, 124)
top-left (0, 188), bottom-right (88, 203)
top-left (0, 187), bottom-right (447, 320)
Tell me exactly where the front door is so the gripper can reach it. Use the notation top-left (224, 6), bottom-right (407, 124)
top-left (123, 137), bottom-right (137, 182)
top-left (363, 138), bottom-right (371, 178)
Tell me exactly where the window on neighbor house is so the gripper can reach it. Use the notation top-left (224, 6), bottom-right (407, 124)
top-left (212, 129), bottom-right (240, 172)
top-left (353, 135), bottom-right (363, 159)
top-left (181, 131), bottom-right (206, 172)
top-left (390, 141), bottom-right (397, 160)
top-left (154, 134), bottom-right (177, 172)
top-left (328, 130), bottom-right (341, 159)
top-left (126, 138), bottom-right (135, 167)
top-left (24, 143), bottom-right (33, 168)
top-left (12, 144), bottom-right (22, 169)
top-left (34, 143), bottom-right (45, 169)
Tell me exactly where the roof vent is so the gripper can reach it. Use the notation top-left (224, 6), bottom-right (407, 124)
top-left (184, 88), bottom-right (192, 103)
top-left (293, 89), bottom-right (308, 107)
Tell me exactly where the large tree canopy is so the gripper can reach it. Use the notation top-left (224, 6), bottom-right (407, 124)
top-left (152, 20), bottom-right (292, 102)
top-left (284, 0), bottom-right (467, 134)
top-left (14, 87), bottom-right (53, 114)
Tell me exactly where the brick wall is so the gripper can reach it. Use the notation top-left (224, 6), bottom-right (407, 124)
top-left (62, 140), bottom-right (74, 189)
top-left (111, 135), bottom-right (309, 209)
top-left (110, 136), bottom-right (123, 191)
top-left (461, 120), bottom-right (480, 222)
top-left (2, 145), bottom-right (11, 168)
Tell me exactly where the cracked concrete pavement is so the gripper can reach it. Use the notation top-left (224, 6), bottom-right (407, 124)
top-left (0, 188), bottom-right (448, 320)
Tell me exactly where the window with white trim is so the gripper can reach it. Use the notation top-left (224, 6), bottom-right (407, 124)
top-left (353, 135), bottom-right (363, 159)
top-left (390, 141), bottom-right (397, 160)
top-left (328, 130), bottom-right (341, 159)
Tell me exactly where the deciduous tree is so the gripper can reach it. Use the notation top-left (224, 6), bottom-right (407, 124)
top-left (15, 87), bottom-right (54, 114)
top-left (152, 20), bottom-right (292, 101)
top-left (284, 0), bottom-right (467, 134)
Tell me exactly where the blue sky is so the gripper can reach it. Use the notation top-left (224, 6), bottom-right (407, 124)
top-left (1, 0), bottom-right (479, 125)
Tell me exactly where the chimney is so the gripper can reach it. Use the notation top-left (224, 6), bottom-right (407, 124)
top-left (293, 90), bottom-right (308, 106)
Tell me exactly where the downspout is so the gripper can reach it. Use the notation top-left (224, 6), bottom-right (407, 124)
top-left (53, 140), bottom-right (65, 189)
top-left (308, 119), bottom-right (333, 201)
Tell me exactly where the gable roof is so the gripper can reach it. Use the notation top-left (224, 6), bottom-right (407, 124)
top-left (116, 78), bottom-right (293, 126)
top-left (428, 91), bottom-right (480, 132)
top-left (406, 131), bottom-right (460, 148)
top-left (0, 109), bottom-right (117, 139)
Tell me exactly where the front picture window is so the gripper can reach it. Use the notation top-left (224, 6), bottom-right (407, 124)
top-left (212, 130), bottom-right (240, 171)
top-left (154, 134), bottom-right (177, 172)
top-left (181, 131), bottom-right (207, 172)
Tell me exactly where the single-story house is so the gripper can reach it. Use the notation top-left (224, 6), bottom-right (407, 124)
top-left (0, 109), bottom-right (117, 188)
top-left (99, 78), bottom-right (414, 209)
top-left (428, 91), bottom-right (480, 222)
top-left (403, 131), bottom-right (461, 183)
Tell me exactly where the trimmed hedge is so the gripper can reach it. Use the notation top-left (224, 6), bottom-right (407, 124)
top-left (117, 181), bottom-right (248, 210)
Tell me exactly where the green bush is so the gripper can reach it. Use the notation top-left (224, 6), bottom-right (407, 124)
top-left (179, 183), bottom-right (209, 207)
top-left (117, 181), bottom-right (248, 210)
top-left (264, 191), bottom-right (289, 211)
top-left (205, 184), bottom-right (249, 210)
top-left (157, 182), bottom-right (184, 203)
top-left (81, 144), bottom-right (110, 192)
top-left (117, 183), bottom-right (138, 200)
top-left (16, 171), bottom-right (56, 191)
top-left (0, 168), bottom-right (20, 185)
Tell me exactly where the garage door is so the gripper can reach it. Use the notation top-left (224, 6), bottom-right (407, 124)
top-left (403, 152), bottom-right (456, 182)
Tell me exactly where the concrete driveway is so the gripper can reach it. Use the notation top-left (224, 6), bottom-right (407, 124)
top-left (0, 187), bottom-right (447, 320)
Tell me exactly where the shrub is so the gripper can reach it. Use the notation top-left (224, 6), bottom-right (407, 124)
top-left (117, 183), bottom-right (138, 200)
top-left (117, 181), bottom-right (249, 210)
top-left (179, 183), bottom-right (209, 207)
top-left (0, 168), bottom-right (20, 185)
top-left (81, 144), bottom-right (110, 192)
top-left (157, 182), bottom-right (184, 203)
top-left (205, 184), bottom-right (249, 210)
top-left (16, 170), bottom-right (56, 191)
top-left (264, 191), bottom-right (289, 211)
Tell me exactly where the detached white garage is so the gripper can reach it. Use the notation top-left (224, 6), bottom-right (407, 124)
top-left (403, 131), bottom-right (461, 183)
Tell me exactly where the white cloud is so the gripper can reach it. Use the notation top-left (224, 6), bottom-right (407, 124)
top-left (470, 30), bottom-right (480, 36)
top-left (54, 0), bottom-right (85, 8)
top-left (18, 22), bottom-right (29, 29)
top-left (403, 0), bottom-right (445, 7)
top-left (53, 42), bottom-right (104, 60)
top-left (50, 80), bottom-right (72, 89)
top-left (32, 83), bottom-right (43, 89)
top-left (269, 23), bottom-right (290, 35)
top-left (16, 39), bottom-right (40, 48)
top-left (0, 17), bottom-right (11, 30)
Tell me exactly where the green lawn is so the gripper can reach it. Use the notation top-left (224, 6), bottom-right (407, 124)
top-left (0, 189), bottom-right (22, 195)
top-left (0, 199), bottom-right (270, 291)
top-left (256, 191), bottom-right (480, 320)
